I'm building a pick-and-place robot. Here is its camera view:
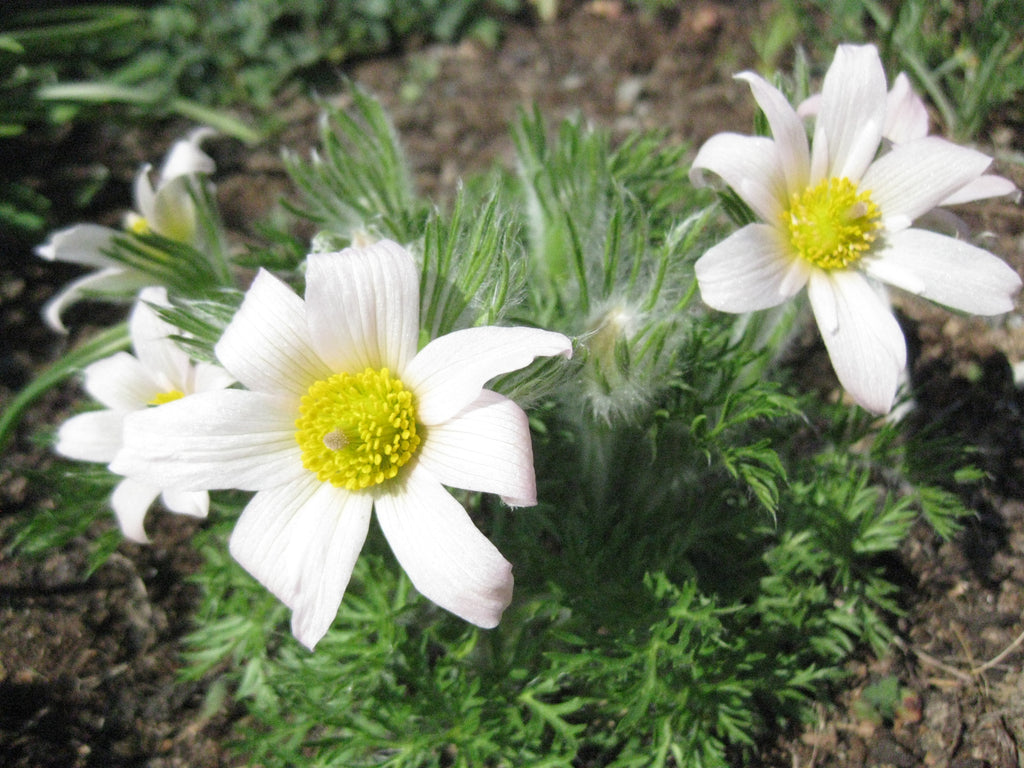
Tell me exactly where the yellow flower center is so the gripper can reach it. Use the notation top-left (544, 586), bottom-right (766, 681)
top-left (782, 177), bottom-right (881, 270)
top-left (148, 389), bottom-right (184, 405)
top-left (126, 214), bottom-right (151, 236)
top-left (295, 367), bottom-right (421, 491)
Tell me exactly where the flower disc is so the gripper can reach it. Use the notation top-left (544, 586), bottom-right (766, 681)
top-left (783, 177), bottom-right (881, 270)
top-left (295, 367), bottom-right (421, 490)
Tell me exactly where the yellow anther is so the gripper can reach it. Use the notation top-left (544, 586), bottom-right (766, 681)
top-left (149, 389), bottom-right (184, 406)
top-left (295, 368), bottom-right (421, 490)
top-left (782, 177), bottom-right (881, 270)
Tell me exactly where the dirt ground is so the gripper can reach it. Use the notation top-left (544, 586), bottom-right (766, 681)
top-left (2, 2), bottom-right (1023, 766)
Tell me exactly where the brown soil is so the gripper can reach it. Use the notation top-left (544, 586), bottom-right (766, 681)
top-left (2, 2), bottom-right (1023, 766)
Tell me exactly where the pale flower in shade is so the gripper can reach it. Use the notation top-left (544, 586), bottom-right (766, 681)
top-left (55, 287), bottom-right (234, 542)
top-left (691, 43), bottom-right (1021, 414)
top-left (36, 128), bottom-right (217, 332)
top-left (112, 239), bottom-right (573, 649)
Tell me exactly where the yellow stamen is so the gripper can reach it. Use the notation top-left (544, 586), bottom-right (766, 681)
top-left (782, 177), bottom-right (881, 270)
top-left (149, 389), bottom-right (184, 406)
top-left (295, 368), bottom-right (421, 491)
top-left (126, 214), bottom-right (151, 235)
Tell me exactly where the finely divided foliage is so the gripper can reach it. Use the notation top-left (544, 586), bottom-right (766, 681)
top-left (16, 41), bottom-right (1018, 767)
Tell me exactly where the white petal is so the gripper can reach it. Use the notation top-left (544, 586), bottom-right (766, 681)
top-left (807, 270), bottom-right (906, 414)
top-left (867, 228), bottom-right (1022, 314)
top-left (884, 73), bottom-right (929, 144)
top-left (940, 174), bottom-right (1018, 206)
top-left (374, 465), bottom-right (513, 628)
top-left (796, 93), bottom-right (822, 120)
top-left (860, 254), bottom-right (926, 296)
top-left (189, 361), bottom-right (236, 393)
top-left (160, 488), bottom-right (210, 519)
top-left (690, 133), bottom-right (787, 222)
top-left (111, 389), bottom-right (304, 491)
top-left (404, 326), bottom-right (572, 425)
top-left (417, 390), bottom-right (537, 507)
top-left (131, 288), bottom-right (191, 388)
top-left (110, 477), bottom-right (160, 543)
top-left (148, 176), bottom-right (198, 243)
top-left (811, 44), bottom-right (887, 182)
top-left (34, 223), bottom-right (118, 267)
top-left (215, 269), bottom-right (332, 397)
top-left (736, 71), bottom-right (809, 194)
top-left (158, 127), bottom-right (216, 182)
top-left (861, 137), bottom-right (994, 230)
top-left (56, 410), bottom-right (124, 463)
top-left (695, 224), bottom-right (809, 312)
top-left (133, 164), bottom-right (157, 222)
top-left (82, 351), bottom-right (163, 411)
top-left (229, 478), bottom-right (372, 649)
top-left (41, 267), bottom-right (150, 333)
top-left (305, 240), bottom-right (421, 373)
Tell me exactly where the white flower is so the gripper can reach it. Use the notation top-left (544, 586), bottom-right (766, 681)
top-left (692, 44), bottom-right (1022, 414)
top-left (112, 239), bottom-right (573, 649)
top-left (36, 128), bottom-right (217, 332)
top-left (56, 287), bottom-right (234, 542)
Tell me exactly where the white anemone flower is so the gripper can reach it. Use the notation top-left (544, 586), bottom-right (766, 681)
top-left (692, 43), bottom-right (1022, 414)
top-left (56, 286), bottom-right (234, 542)
top-left (112, 239), bottom-right (573, 649)
top-left (36, 128), bottom-right (217, 332)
